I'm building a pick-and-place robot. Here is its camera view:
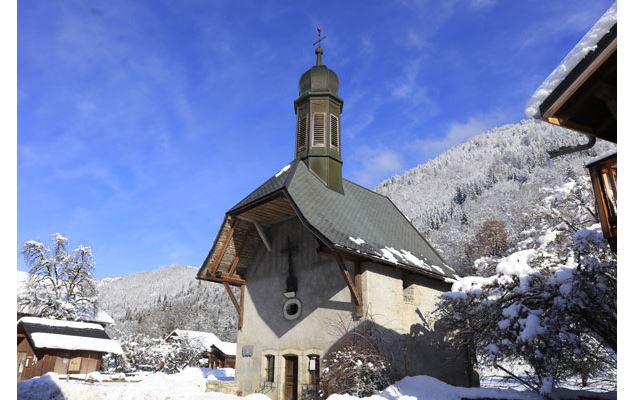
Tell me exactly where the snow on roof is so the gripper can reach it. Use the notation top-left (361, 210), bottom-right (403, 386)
top-left (525, 3), bottom-right (616, 118)
top-left (275, 163), bottom-right (291, 178)
top-left (18, 316), bottom-right (105, 331)
top-left (18, 317), bottom-right (123, 354)
top-left (585, 148), bottom-right (617, 167)
top-left (30, 332), bottom-right (123, 354)
top-left (167, 329), bottom-right (236, 356)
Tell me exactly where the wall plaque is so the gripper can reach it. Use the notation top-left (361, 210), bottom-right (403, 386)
top-left (242, 345), bottom-right (254, 357)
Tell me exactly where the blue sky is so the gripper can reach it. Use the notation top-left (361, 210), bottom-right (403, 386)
top-left (18, 0), bottom-right (613, 277)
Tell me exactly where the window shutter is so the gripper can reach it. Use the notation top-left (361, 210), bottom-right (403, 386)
top-left (312, 113), bottom-right (325, 146)
top-left (297, 116), bottom-right (307, 150)
top-left (330, 114), bottom-right (339, 148)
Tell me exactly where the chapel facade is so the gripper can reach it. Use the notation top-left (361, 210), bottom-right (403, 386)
top-left (197, 46), bottom-right (473, 400)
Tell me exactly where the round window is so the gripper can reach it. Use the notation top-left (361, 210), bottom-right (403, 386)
top-left (283, 298), bottom-right (302, 320)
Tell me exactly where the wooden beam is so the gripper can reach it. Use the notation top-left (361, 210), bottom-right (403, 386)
top-left (227, 226), bottom-right (254, 275)
top-left (354, 259), bottom-right (363, 318)
top-left (208, 220), bottom-right (235, 275)
top-left (211, 273), bottom-right (246, 286)
top-left (238, 215), bottom-right (271, 252)
top-left (223, 281), bottom-right (242, 329)
top-left (334, 252), bottom-right (363, 313)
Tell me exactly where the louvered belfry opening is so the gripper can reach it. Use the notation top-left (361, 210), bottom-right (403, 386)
top-left (293, 46), bottom-right (344, 193)
top-left (330, 114), bottom-right (339, 148)
top-left (297, 115), bottom-right (307, 151)
top-left (312, 113), bottom-right (325, 146)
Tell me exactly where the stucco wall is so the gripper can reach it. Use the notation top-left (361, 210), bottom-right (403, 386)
top-left (235, 217), bottom-right (471, 398)
top-left (235, 217), bottom-right (355, 399)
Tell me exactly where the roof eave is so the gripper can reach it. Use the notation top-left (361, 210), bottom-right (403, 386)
top-left (537, 24), bottom-right (617, 121)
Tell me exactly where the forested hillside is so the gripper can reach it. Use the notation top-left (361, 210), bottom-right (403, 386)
top-left (96, 265), bottom-right (237, 341)
top-left (96, 119), bottom-right (616, 339)
top-left (376, 119), bottom-right (615, 273)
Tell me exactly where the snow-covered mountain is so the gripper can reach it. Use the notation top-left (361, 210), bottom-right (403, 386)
top-left (96, 265), bottom-right (237, 341)
top-left (376, 119), bottom-right (615, 272)
top-left (96, 119), bottom-right (615, 339)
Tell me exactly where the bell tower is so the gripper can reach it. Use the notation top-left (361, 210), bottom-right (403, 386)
top-left (294, 37), bottom-right (344, 193)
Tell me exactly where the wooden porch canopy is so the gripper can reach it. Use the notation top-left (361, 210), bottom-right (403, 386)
top-left (196, 189), bottom-right (367, 322)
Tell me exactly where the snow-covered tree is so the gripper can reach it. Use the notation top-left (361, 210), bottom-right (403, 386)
top-left (19, 233), bottom-right (98, 321)
top-left (104, 331), bottom-right (206, 373)
top-left (436, 176), bottom-right (616, 395)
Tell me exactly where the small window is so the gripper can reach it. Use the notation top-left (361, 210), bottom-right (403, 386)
top-left (283, 298), bottom-right (302, 320)
top-left (297, 115), bottom-right (308, 150)
top-left (265, 355), bottom-right (275, 382)
top-left (330, 114), bottom-right (339, 148)
top-left (312, 113), bottom-right (325, 146)
top-left (308, 355), bottom-right (320, 385)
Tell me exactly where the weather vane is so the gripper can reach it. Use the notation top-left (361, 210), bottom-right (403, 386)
top-left (313, 25), bottom-right (327, 48)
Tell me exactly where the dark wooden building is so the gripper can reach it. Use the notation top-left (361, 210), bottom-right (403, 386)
top-left (17, 317), bottom-right (123, 381)
top-left (527, 3), bottom-right (617, 251)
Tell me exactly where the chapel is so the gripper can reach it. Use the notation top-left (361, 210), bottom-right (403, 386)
top-left (197, 44), bottom-right (472, 400)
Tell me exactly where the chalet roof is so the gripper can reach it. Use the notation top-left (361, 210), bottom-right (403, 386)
top-left (219, 160), bottom-right (457, 281)
top-left (525, 3), bottom-right (616, 119)
top-left (525, 3), bottom-right (616, 142)
top-left (165, 329), bottom-right (236, 356)
top-left (17, 317), bottom-right (123, 354)
top-left (585, 149), bottom-right (617, 168)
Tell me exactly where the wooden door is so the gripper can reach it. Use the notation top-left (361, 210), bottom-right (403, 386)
top-left (284, 356), bottom-right (298, 400)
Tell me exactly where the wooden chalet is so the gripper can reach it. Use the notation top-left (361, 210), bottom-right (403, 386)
top-left (165, 329), bottom-right (236, 369)
top-left (526, 3), bottom-right (617, 251)
top-left (17, 317), bottom-right (123, 381)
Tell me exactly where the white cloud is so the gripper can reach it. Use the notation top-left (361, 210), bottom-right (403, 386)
top-left (412, 112), bottom-right (510, 157)
top-left (351, 147), bottom-right (404, 187)
top-left (518, 7), bottom-right (606, 49)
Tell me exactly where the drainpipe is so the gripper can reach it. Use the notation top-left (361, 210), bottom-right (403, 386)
top-left (547, 134), bottom-right (596, 158)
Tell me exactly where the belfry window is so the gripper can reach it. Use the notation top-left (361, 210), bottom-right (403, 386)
top-left (297, 115), bottom-right (307, 151)
top-left (330, 114), bottom-right (339, 149)
top-left (312, 113), bottom-right (326, 146)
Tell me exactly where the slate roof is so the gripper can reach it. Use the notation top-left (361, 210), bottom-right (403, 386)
top-left (228, 160), bottom-right (457, 280)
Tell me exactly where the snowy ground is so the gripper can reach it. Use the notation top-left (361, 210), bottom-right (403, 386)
top-left (18, 368), bottom-right (616, 400)
top-left (17, 368), bottom-right (247, 400)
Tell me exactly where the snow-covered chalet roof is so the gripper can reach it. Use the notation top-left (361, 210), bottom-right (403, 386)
top-left (525, 3), bottom-right (616, 118)
top-left (17, 270), bottom-right (115, 325)
top-left (165, 329), bottom-right (236, 356)
top-left (585, 149), bottom-right (617, 168)
top-left (18, 317), bottom-right (123, 354)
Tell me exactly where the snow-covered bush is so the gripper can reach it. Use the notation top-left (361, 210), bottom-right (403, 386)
top-left (320, 318), bottom-right (392, 398)
top-left (437, 177), bottom-right (616, 394)
top-left (19, 233), bottom-right (99, 321)
top-left (104, 331), bottom-right (206, 373)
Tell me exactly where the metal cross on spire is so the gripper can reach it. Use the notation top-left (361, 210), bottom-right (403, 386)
top-left (313, 25), bottom-right (327, 48)
top-left (313, 25), bottom-right (326, 65)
